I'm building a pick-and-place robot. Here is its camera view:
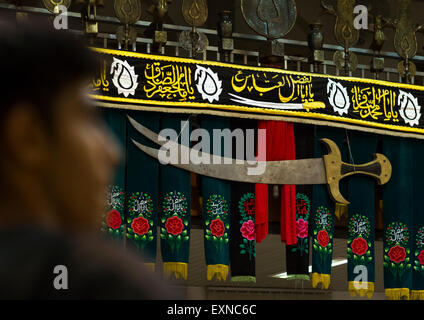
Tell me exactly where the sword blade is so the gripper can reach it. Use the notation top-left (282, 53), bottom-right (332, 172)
top-left (129, 116), bottom-right (327, 185)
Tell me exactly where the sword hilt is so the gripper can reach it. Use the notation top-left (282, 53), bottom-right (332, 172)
top-left (320, 138), bottom-right (392, 205)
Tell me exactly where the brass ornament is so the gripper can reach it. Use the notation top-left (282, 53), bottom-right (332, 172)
top-left (333, 50), bottom-right (357, 73)
top-left (114, 0), bottom-right (142, 25)
top-left (42, 0), bottom-right (72, 13)
top-left (393, 0), bottom-right (416, 60)
top-left (397, 60), bottom-right (416, 78)
top-left (241, 0), bottom-right (297, 40)
top-left (76, 0), bottom-right (105, 35)
top-left (333, 0), bottom-right (359, 48)
top-left (182, 0), bottom-right (208, 27)
top-left (179, 30), bottom-right (209, 54)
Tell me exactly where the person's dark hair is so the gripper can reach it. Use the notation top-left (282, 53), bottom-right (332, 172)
top-left (0, 21), bottom-right (96, 122)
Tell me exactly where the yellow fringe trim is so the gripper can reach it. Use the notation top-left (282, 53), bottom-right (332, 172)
top-left (348, 281), bottom-right (374, 298)
top-left (144, 263), bottom-right (155, 273)
top-left (163, 262), bottom-right (187, 280)
top-left (312, 273), bottom-right (330, 289)
top-left (385, 288), bottom-right (410, 300)
top-left (207, 264), bottom-right (229, 281)
top-left (335, 203), bottom-right (348, 220)
top-left (411, 290), bottom-right (424, 300)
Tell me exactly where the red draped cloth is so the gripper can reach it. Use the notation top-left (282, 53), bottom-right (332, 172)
top-left (255, 120), bottom-right (297, 245)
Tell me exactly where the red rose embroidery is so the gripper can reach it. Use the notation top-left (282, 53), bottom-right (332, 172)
top-left (131, 216), bottom-right (150, 235)
top-left (317, 230), bottom-right (329, 247)
top-left (388, 245), bottom-right (407, 263)
top-left (240, 220), bottom-right (255, 241)
top-left (351, 237), bottom-right (368, 256)
top-left (243, 199), bottom-right (255, 216)
top-left (165, 216), bottom-right (184, 235)
top-left (418, 250), bottom-right (424, 265)
top-left (210, 219), bottom-right (225, 237)
top-left (296, 199), bottom-right (308, 216)
top-left (296, 218), bottom-right (308, 239)
top-left (106, 210), bottom-right (121, 229)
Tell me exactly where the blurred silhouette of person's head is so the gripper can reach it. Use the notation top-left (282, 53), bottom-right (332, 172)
top-left (0, 21), bottom-right (176, 300)
top-left (0, 22), bottom-right (121, 233)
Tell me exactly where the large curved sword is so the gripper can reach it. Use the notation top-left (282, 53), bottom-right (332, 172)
top-left (128, 115), bottom-right (392, 204)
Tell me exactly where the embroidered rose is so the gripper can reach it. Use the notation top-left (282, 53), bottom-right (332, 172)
top-left (106, 210), bottom-right (121, 229)
top-left (317, 230), bottom-right (329, 247)
top-left (131, 216), bottom-right (150, 235)
top-left (240, 220), bottom-right (255, 241)
top-left (388, 245), bottom-right (407, 263)
top-left (296, 219), bottom-right (308, 239)
top-left (165, 216), bottom-right (184, 235)
top-left (210, 219), bottom-right (225, 237)
top-left (418, 250), bottom-right (424, 265)
top-left (243, 199), bottom-right (255, 216)
top-left (351, 237), bottom-right (368, 256)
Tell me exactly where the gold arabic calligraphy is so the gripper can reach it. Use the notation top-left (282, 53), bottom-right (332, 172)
top-left (351, 86), bottom-right (399, 122)
top-left (91, 59), bottom-right (110, 92)
top-left (144, 62), bottom-right (195, 101)
top-left (231, 71), bottom-right (314, 103)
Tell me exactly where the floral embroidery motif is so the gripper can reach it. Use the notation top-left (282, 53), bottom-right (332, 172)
top-left (313, 206), bottom-right (333, 265)
top-left (384, 221), bottom-right (411, 281)
top-left (160, 191), bottom-right (190, 254)
top-left (204, 194), bottom-right (229, 252)
top-left (102, 185), bottom-right (125, 238)
top-left (347, 214), bottom-right (372, 265)
top-left (126, 192), bottom-right (155, 249)
top-left (237, 193), bottom-right (255, 260)
top-left (291, 193), bottom-right (310, 255)
top-left (414, 226), bottom-right (424, 276)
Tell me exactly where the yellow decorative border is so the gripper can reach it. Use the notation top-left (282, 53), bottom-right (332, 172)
top-left (91, 47), bottom-right (424, 91)
top-left (90, 94), bottom-right (424, 135)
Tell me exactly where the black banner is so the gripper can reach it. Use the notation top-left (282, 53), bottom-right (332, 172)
top-left (90, 48), bottom-right (424, 139)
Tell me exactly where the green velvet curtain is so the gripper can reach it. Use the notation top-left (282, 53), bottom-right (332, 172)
top-left (125, 111), bottom-right (159, 273)
top-left (412, 140), bottom-right (424, 300)
top-left (346, 132), bottom-right (377, 298)
top-left (382, 136), bottom-right (413, 300)
top-left (311, 126), bottom-right (347, 289)
top-left (200, 116), bottom-right (231, 281)
top-left (101, 108), bottom-right (126, 242)
top-left (159, 115), bottom-right (192, 280)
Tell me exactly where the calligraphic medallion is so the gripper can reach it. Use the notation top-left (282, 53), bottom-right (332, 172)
top-left (42, 0), bottom-right (71, 13)
top-left (241, 0), bottom-right (297, 40)
top-left (182, 0), bottom-right (208, 27)
top-left (394, 0), bottom-right (416, 59)
top-left (114, 0), bottom-right (142, 25)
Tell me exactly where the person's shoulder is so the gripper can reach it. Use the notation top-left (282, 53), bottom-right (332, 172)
top-left (65, 233), bottom-right (178, 299)
top-left (0, 227), bottom-right (179, 299)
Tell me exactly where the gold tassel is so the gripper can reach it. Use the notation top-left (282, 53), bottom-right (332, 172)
top-left (348, 281), bottom-right (374, 298)
top-left (163, 262), bottom-right (188, 280)
top-left (385, 288), bottom-right (410, 300)
top-left (335, 203), bottom-right (348, 220)
top-left (312, 273), bottom-right (330, 289)
top-left (411, 290), bottom-right (424, 300)
top-left (144, 263), bottom-right (155, 273)
top-left (207, 264), bottom-right (229, 281)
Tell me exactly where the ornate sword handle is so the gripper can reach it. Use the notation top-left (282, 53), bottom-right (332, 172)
top-left (320, 138), bottom-right (392, 204)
